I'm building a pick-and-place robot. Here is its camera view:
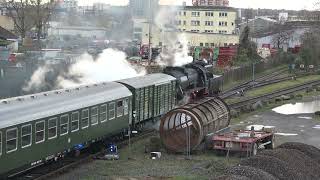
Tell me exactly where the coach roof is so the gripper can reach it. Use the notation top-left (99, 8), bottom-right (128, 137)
top-left (0, 82), bottom-right (132, 129)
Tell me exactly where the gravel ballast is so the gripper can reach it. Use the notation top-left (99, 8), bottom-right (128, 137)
top-left (260, 148), bottom-right (320, 179)
top-left (278, 142), bottom-right (320, 164)
top-left (225, 165), bottom-right (278, 180)
top-left (240, 155), bottom-right (305, 180)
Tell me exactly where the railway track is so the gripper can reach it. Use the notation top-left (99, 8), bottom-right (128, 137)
top-left (228, 79), bottom-right (320, 110)
top-left (220, 76), bottom-right (294, 99)
top-left (13, 130), bottom-right (155, 180)
top-left (220, 68), bottom-right (289, 98)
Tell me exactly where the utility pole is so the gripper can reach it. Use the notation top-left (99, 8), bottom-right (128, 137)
top-left (148, 0), bottom-right (153, 65)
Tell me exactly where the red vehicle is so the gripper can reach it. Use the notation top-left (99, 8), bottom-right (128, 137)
top-left (212, 128), bottom-right (274, 156)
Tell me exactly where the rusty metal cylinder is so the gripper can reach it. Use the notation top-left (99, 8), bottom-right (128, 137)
top-left (159, 97), bottom-right (230, 153)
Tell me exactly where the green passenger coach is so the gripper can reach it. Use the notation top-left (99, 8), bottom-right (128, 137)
top-left (0, 82), bottom-right (132, 176)
top-left (118, 73), bottom-right (177, 125)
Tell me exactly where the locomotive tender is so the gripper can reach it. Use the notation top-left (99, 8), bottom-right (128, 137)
top-left (0, 62), bottom-right (223, 177)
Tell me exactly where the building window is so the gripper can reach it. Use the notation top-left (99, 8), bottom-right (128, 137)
top-left (191, 30), bottom-right (199, 32)
top-left (48, 117), bottom-right (58, 139)
top-left (200, 43), bottom-right (204, 47)
top-left (6, 128), bottom-right (17, 153)
top-left (211, 43), bottom-right (215, 47)
top-left (178, 11), bottom-right (181, 16)
top-left (191, 11), bottom-right (200, 17)
top-left (184, 11), bottom-right (186, 16)
top-left (117, 100), bottom-right (124, 117)
top-left (224, 43), bottom-right (228, 47)
top-left (159, 42), bottom-right (163, 46)
top-left (109, 102), bottom-right (115, 120)
top-left (205, 43), bottom-right (209, 47)
top-left (81, 109), bottom-right (89, 129)
top-left (205, 12), bottom-right (214, 16)
top-left (191, 20), bottom-right (200, 26)
top-left (35, 121), bottom-right (45, 144)
top-left (205, 21), bottom-right (214, 26)
top-left (100, 104), bottom-right (107, 122)
top-left (0, 132), bottom-right (2, 156)
top-left (71, 112), bottom-right (79, 132)
top-left (21, 124), bottom-right (32, 148)
top-left (60, 115), bottom-right (69, 136)
top-left (232, 22), bottom-right (234, 26)
top-left (183, 20), bottom-right (186, 25)
top-left (219, 12), bottom-right (228, 17)
top-left (91, 107), bottom-right (98, 125)
top-left (219, 22), bottom-right (228, 26)
top-left (134, 27), bottom-right (142, 32)
top-left (124, 99), bottom-right (129, 115)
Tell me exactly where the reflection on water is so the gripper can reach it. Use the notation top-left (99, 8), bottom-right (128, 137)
top-left (272, 100), bottom-right (320, 115)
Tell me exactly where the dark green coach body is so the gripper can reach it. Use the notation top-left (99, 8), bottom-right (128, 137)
top-left (0, 82), bottom-right (132, 175)
top-left (117, 73), bottom-right (177, 125)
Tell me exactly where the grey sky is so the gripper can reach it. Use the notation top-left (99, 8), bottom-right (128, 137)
top-left (78, 0), bottom-right (319, 10)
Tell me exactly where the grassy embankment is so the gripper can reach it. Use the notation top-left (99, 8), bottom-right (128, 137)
top-left (75, 137), bottom-right (239, 180)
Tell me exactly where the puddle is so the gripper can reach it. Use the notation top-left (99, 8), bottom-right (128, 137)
top-left (298, 116), bottom-right (313, 120)
top-left (272, 100), bottom-right (320, 115)
top-left (313, 125), bottom-right (320, 129)
top-left (246, 125), bottom-right (275, 131)
top-left (275, 133), bottom-right (298, 136)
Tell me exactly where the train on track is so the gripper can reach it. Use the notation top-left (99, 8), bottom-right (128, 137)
top-left (0, 61), bottom-right (223, 178)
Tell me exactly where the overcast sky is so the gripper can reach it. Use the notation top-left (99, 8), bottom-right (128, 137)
top-left (78, 0), bottom-right (319, 10)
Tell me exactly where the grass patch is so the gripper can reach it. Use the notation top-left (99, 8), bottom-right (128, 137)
top-left (78, 135), bottom-right (240, 180)
top-left (247, 75), bottom-right (320, 97)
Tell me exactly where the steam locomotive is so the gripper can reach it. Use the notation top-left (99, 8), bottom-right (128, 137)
top-left (0, 61), bottom-right (223, 177)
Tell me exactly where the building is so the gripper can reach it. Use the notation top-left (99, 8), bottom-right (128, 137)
top-left (239, 16), bottom-right (278, 35)
top-left (55, 0), bottom-right (78, 11)
top-left (175, 6), bottom-right (237, 35)
top-left (135, 5), bottom-right (239, 48)
top-left (129, 0), bottom-right (159, 18)
top-left (192, 0), bottom-right (229, 7)
top-left (48, 26), bottom-right (107, 39)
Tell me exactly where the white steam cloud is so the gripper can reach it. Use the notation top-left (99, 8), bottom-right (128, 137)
top-left (23, 49), bottom-right (146, 92)
top-left (57, 49), bottom-right (146, 88)
top-left (154, 6), bottom-right (193, 67)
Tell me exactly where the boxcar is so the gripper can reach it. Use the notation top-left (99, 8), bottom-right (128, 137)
top-left (0, 82), bottom-right (132, 176)
top-left (118, 73), bottom-right (177, 125)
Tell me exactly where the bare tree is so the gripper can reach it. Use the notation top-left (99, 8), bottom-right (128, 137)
top-left (270, 24), bottom-right (294, 49)
top-left (5, 0), bottom-right (34, 38)
top-left (30, 0), bottom-right (56, 45)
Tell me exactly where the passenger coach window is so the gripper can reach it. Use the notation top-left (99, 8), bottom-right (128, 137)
top-left (117, 101), bottom-right (124, 117)
top-left (100, 105), bottom-right (107, 122)
top-left (81, 109), bottom-right (89, 129)
top-left (124, 99), bottom-right (129, 115)
top-left (21, 124), bottom-right (32, 148)
top-left (71, 112), bottom-right (79, 132)
top-left (35, 121), bottom-right (45, 144)
top-left (48, 118), bottom-right (57, 139)
top-left (6, 128), bottom-right (17, 153)
top-left (109, 103), bottom-right (115, 120)
top-left (91, 107), bottom-right (98, 125)
top-left (60, 115), bottom-right (69, 136)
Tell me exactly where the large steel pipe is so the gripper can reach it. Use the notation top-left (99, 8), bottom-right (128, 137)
top-left (159, 97), bottom-right (230, 153)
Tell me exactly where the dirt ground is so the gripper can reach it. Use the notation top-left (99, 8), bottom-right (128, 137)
top-left (232, 97), bottom-right (320, 149)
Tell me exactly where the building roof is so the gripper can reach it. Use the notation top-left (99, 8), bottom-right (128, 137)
top-left (0, 82), bottom-right (132, 129)
top-left (117, 73), bottom-right (176, 89)
top-left (239, 16), bottom-right (278, 25)
top-left (0, 26), bottom-right (18, 40)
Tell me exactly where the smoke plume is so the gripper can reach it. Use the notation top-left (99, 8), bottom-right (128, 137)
top-left (23, 49), bottom-right (146, 92)
top-left (154, 6), bottom-right (193, 67)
